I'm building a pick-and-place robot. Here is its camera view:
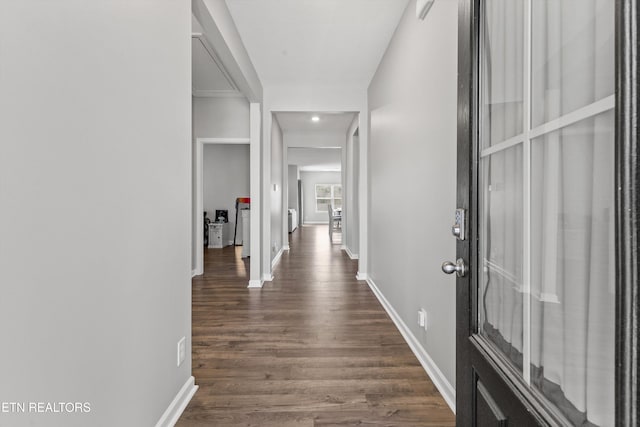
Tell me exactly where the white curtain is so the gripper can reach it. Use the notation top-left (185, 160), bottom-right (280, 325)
top-left (481, 0), bottom-right (615, 425)
top-left (480, 0), bottom-right (525, 367)
top-left (530, 1), bottom-right (615, 425)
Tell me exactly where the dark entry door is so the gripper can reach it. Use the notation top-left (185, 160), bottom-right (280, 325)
top-left (451, 0), bottom-right (639, 425)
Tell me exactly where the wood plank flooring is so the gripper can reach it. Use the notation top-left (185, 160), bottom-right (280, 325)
top-left (177, 225), bottom-right (455, 426)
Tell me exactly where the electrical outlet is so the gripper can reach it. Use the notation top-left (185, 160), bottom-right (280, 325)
top-left (418, 309), bottom-right (426, 327)
top-left (177, 336), bottom-right (186, 367)
top-left (418, 309), bottom-right (428, 331)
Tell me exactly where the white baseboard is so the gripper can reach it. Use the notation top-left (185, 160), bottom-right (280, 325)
top-left (271, 247), bottom-right (284, 269)
top-left (304, 221), bottom-right (329, 224)
top-left (191, 269), bottom-right (197, 278)
top-left (283, 245), bottom-right (290, 251)
top-left (263, 273), bottom-right (274, 282)
top-left (365, 277), bottom-right (456, 413)
top-left (356, 272), bottom-right (368, 281)
top-left (155, 376), bottom-right (198, 427)
top-left (247, 279), bottom-right (264, 288)
top-left (342, 246), bottom-right (359, 260)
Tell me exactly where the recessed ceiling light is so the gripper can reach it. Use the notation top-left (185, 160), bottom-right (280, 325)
top-left (311, 116), bottom-right (320, 122)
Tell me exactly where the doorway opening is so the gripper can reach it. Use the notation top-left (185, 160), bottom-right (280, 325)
top-left (194, 139), bottom-right (251, 279)
top-left (288, 147), bottom-right (343, 244)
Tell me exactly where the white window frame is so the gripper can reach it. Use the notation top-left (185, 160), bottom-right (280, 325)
top-left (315, 184), bottom-right (342, 213)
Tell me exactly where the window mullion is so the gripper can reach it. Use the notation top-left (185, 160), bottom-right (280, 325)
top-left (522, 0), bottom-right (533, 386)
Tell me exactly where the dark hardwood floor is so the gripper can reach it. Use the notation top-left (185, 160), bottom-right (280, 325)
top-left (177, 225), bottom-right (455, 426)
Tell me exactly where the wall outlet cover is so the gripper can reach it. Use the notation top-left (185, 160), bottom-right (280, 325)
top-left (177, 336), bottom-right (186, 367)
top-left (422, 309), bottom-right (428, 331)
top-left (418, 309), bottom-right (426, 327)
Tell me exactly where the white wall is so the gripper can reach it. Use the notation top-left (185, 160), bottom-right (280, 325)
top-left (270, 118), bottom-right (284, 262)
top-left (193, 96), bottom-right (249, 138)
top-left (346, 130), bottom-right (360, 256)
top-left (301, 171), bottom-right (342, 223)
top-left (265, 84), bottom-right (366, 112)
top-left (203, 144), bottom-right (250, 244)
top-left (0, 2), bottom-right (192, 426)
top-left (192, 96), bottom-right (249, 270)
top-left (287, 165), bottom-right (299, 210)
top-left (287, 147), bottom-right (342, 171)
top-left (368, 0), bottom-right (458, 391)
top-left (249, 103), bottom-right (263, 285)
top-left (284, 131), bottom-right (345, 149)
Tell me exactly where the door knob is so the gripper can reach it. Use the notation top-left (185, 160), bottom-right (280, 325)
top-left (441, 258), bottom-right (467, 277)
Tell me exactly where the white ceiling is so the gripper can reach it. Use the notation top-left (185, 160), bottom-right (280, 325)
top-left (275, 111), bottom-right (356, 133)
top-left (225, 0), bottom-right (410, 87)
top-left (288, 147), bottom-right (341, 172)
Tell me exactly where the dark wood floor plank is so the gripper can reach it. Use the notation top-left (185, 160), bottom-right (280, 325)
top-left (177, 225), bottom-right (454, 426)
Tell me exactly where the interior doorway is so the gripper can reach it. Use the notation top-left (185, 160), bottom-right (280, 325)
top-left (287, 147), bottom-right (343, 243)
top-left (194, 138), bottom-right (251, 279)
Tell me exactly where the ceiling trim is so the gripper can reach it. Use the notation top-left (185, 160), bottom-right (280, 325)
top-left (287, 146), bottom-right (342, 149)
top-left (198, 137), bottom-right (250, 144)
top-left (191, 34), bottom-right (239, 92)
top-left (298, 167), bottom-right (342, 172)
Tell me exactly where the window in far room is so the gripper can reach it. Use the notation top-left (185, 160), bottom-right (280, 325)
top-left (315, 184), bottom-right (342, 212)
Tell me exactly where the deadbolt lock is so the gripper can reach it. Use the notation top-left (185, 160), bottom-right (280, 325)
top-left (451, 208), bottom-right (466, 240)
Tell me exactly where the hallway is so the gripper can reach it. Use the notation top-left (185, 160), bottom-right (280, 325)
top-left (177, 225), bottom-right (454, 426)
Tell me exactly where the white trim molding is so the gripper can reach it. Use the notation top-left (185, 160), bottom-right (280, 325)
top-left (283, 245), bottom-right (290, 251)
top-left (357, 110), bottom-right (369, 285)
top-left (249, 103), bottom-right (262, 285)
top-left (342, 246), bottom-right (359, 260)
top-left (154, 376), bottom-right (198, 427)
top-left (263, 273), bottom-right (274, 282)
top-left (197, 137), bottom-right (250, 145)
top-left (355, 272), bottom-right (368, 281)
top-left (271, 247), bottom-right (284, 270)
top-left (191, 269), bottom-right (198, 278)
top-left (365, 277), bottom-right (456, 413)
top-left (247, 279), bottom-right (263, 288)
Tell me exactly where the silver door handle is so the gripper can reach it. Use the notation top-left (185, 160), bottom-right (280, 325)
top-left (441, 258), bottom-right (467, 277)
